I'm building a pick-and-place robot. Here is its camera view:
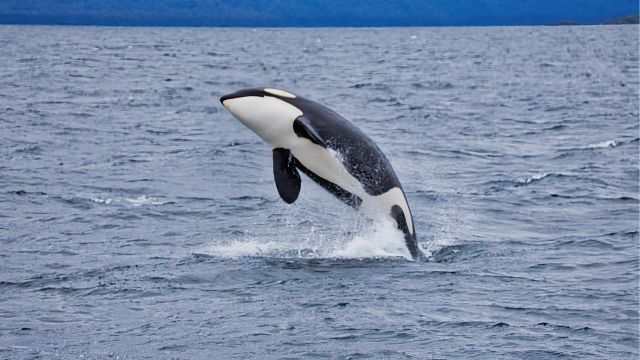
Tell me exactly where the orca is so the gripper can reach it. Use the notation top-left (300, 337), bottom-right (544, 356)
top-left (220, 88), bottom-right (423, 260)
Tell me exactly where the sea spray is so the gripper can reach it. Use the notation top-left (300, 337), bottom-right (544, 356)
top-left (199, 216), bottom-right (413, 260)
top-left (329, 216), bottom-right (412, 260)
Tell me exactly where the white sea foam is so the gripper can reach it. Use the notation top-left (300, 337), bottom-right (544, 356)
top-left (584, 140), bottom-right (618, 149)
top-left (90, 197), bottom-right (113, 205)
top-left (516, 173), bottom-right (552, 184)
top-left (124, 195), bottom-right (163, 206)
top-left (89, 195), bottom-right (163, 206)
top-left (203, 239), bottom-right (290, 258)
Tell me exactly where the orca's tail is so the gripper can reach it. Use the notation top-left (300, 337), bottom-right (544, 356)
top-left (404, 231), bottom-right (427, 261)
top-left (391, 205), bottom-right (426, 261)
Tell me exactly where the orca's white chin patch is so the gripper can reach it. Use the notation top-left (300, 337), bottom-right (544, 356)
top-left (221, 95), bottom-right (302, 147)
top-left (220, 97), bottom-right (246, 116)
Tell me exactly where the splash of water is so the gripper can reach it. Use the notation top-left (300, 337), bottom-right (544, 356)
top-left (198, 216), bottom-right (413, 260)
top-left (328, 217), bottom-right (411, 259)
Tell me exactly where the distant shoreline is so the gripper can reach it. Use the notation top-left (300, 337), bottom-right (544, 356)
top-left (549, 14), bottom-right (639, 26)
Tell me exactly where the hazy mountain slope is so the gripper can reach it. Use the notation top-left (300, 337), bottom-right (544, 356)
top-left (0, 0), bottom-right (637, 26)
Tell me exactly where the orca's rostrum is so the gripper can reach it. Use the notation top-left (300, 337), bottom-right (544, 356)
top-left (220, 88), bottom-right (423, 259)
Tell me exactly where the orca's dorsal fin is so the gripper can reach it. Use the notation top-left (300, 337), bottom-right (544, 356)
top-left (272, 148), bottom-right (301, 204)
top-left (293, 116), bottom-right (326, 147)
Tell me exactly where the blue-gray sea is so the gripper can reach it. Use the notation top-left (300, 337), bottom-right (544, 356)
top-left (0, 25), bottom-right (638, 359)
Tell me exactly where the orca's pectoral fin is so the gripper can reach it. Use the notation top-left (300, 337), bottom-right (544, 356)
top-left (273, 148), bottom-right (301, 204)
top-left (293, 116), bottom-right (326, 147)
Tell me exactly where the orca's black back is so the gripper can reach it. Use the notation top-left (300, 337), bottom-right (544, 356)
top-left (280, 95), bottom-right (403, 196)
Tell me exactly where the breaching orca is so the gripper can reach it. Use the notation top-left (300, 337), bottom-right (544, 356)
top-left (220, 88), bottom-right (423, 260)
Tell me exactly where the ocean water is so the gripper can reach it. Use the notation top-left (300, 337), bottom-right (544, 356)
top-left (0, 25), bottom-right (638, 359)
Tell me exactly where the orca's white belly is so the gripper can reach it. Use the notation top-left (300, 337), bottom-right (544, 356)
top-left (289, 138), bottom-right (365, 197)
top-left (289, 139), bottom-right (414, 234)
